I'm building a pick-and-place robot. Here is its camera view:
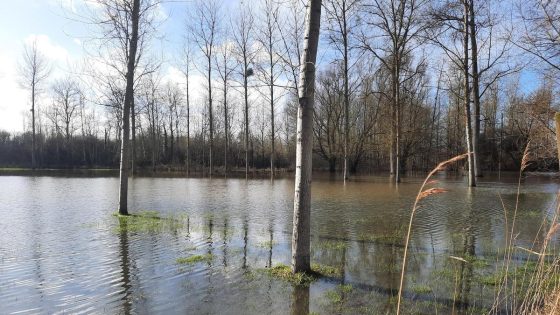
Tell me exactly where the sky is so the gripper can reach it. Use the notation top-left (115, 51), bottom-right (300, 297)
top-left (0, 0), bottom-right (542, 133)
top-left (0, 0), bottom-right (214, 133)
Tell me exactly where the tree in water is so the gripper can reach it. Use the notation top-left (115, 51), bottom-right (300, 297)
top-left (19, 39), bottom-right (50, 170)
top-left (118, 0), bottom-right (141, 215)
top-left (292, 0), bottom-right (322, 273)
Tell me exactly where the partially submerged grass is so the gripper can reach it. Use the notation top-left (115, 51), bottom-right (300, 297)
top-left (114, 211), bottom-right (185, 233)
top-left (261, 262), bottom-right (344, 286)
top-left (262, 264), bottom-right (318, 286)
top-left (311, 263), bottom-right (343, 277)
top-left (176, 254), bottom-right (213, 265)
top-left (357, 228), bottom-right (405, 245)
top-left (325, 284), bottom-right (353, 304)
top-left (410, 283), bottom-right (433, 295)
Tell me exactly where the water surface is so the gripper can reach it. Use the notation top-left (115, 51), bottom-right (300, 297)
top-left (0, 172), bottom-right (558, 314)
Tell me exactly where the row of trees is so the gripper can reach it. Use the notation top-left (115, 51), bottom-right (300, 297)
top-left (4, 0), bottom-right (558, 186)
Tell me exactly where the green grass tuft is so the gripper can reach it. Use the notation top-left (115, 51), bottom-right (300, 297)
top-left (411, 284), bottom-right (433, 294)
top-left (114, 211), bottom-right (185, 233)
top-left (311, 263), bottom-right (343, 277)
top-left (176, 254), bottom-right (213, 265)
top-left (314, 240), bottom-right (348, 250)
top-left (262, 264), bottom-right (318, 286)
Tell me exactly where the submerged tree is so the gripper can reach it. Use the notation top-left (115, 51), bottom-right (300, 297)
top-left (19, 39), bottom-right (50, 169)
top-left (360, 0), bottom-right (427, 183)
top-left (189, 0), bottom-right (221, 177)
top-left (292, 0), bottom-right (322, 274)
top-left (323, 0), bottom-right (361, 182)
top-left (232, 3), bottom-right (257, 180)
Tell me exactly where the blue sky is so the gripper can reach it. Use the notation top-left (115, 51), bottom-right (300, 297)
top-left (0, 0), bottom-right (542, 133)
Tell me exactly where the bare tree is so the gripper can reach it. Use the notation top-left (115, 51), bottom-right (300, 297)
top-left (463, 0), bottom-right (476, 186)
top-left (277, 0), bottom-right (306, 96)
top-left (292, 0), bottom-right (322, 274)
top-left (189, 0), bottom-right (221, 177)
top-left (324, 0), bottom-right (361, 182)
top-left (51, 77), bottom-right (81, 142)
top-left (360, 0), bottom-right (428, 183)
top-left (232, 3), bottom-right (257, 180)
top-left (428, 0), bottom-right (476, 186)
top-left (181, 45), bottom-right (193, 175)
top-left (257, 0), bottom-right (283, 180)
top-left (517, 0), bottom-right (560, 76)
top-left (215, 40), bottom-right (235, 176)
top-left (19, 39), bottom-right (50, 169)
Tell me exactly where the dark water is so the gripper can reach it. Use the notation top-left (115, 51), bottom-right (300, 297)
top-left (0, 172), bottom-right (558, 314)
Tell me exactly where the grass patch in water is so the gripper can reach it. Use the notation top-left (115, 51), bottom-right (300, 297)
top-left (263, 264), bottom-right (318, 286)
top-left (176, 254), bottom-right (213, 265)
top-left (325, 284), bottom-right (353, 306)
top-left (261, 262), bottom-right (344, 286)
top-left (311, 263), bottom-right (343, 277)
top-left (357, 229), bottom-right (405, 245)
top-left (521, 209), bottom-right (542, 218)
top-left (411, 284), bottom-right (433, 294)
top-left (114, 211), bottom-right (185, 233)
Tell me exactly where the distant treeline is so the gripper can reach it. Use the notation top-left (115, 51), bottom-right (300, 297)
top-left (1, 80), bottom-right (557, 173)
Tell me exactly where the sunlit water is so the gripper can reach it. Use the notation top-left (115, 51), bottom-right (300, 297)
top-left (0, 172), bottom-right (558, 314)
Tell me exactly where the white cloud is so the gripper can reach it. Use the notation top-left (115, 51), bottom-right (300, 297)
top-left (24, 34), bottom-right (69, 62)
top-left (0, 53), bottom-right (29, 132)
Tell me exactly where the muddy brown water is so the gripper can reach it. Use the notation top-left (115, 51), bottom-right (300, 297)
top-left (0, 172), bottom-right (558, 314)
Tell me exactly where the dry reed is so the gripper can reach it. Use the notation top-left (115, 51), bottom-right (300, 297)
top-left (396, 153), bottom-right (470, 315)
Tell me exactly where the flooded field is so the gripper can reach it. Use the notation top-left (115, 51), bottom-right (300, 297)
top-left (0, 172), bottom-right (558, 314)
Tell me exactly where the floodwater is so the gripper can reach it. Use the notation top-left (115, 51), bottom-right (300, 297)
top-left (0, 172), bottom-right (558, 314)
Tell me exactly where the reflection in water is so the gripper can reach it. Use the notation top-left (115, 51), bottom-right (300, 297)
top-left (117, 217), bottom-right (132, 315)
top-left (0, 175), bottom-right (558, 314)
top-left (268, 220), bottom-right (274, 268)
top-left (223, 217), bottom-right (229, 267)
top-left (243, 217), bottom-right (248, 270)
top-left (291, 285), bottom-right (310, 315)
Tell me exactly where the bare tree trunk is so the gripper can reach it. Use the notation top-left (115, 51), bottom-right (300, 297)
top-left (208, 56), bottom-right (214, 178)
top-left (118, 0), bottom-right (140, 215)
top-left (393, 58), bottom-right (402, 183)
top-left (186, 72), bottom-right (190, 176)
top-left (224, 82), bottom-right (229, 177)
top-left (343, 3), bottom-right (350, 182)
top-left (469, 0), bottom-right (481, 178)
top-left (244, 70), bottom-right (249, 180)
top-left (31, 83), bottom-right (36, 170)
top-left (463, 0), bottom-right (476, 187)
top-left (131, 99), bottom-right (136, 176)
top-left (292, 0), bottom-right (322, 274)
top-left (556, 113), bottom-right (560, 171)
top-left (270, 48), bottom-right (275, 181)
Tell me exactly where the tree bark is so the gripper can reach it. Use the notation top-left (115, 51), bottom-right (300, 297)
top-left (131, 99), bottom-right (136, 176)
top-left (342, 0), bottom-right (350, 183)
top-left (395, 60), bottom-right (401, 184)
top-left (556, 113), bottom-right (560, 171)
top-left (292, 0), bottom-right (322, 274)
top-left (208, 55), bottom-right (214, 178)
top-left (244, 66), bottom-right (250, 180)
top-left (463, 0), bottom-right (476, 187)
top-left (186, 71), bottom-right (190, 176)
top-left (224, 79), bottom-right (229, 177)
top-left (118, 0), bottom-right (140, 215)
top-left (269, 38), bottom-right (276, 181)
top-left (469, 0), bottom-right (482, 177)
top-left (31, 83), bottom-right (36, 170)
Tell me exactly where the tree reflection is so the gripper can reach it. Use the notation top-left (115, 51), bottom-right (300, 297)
top-left (117, 217), bottom-right (132, 315)
top-left (290, 285), bottom-right (310, 315)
